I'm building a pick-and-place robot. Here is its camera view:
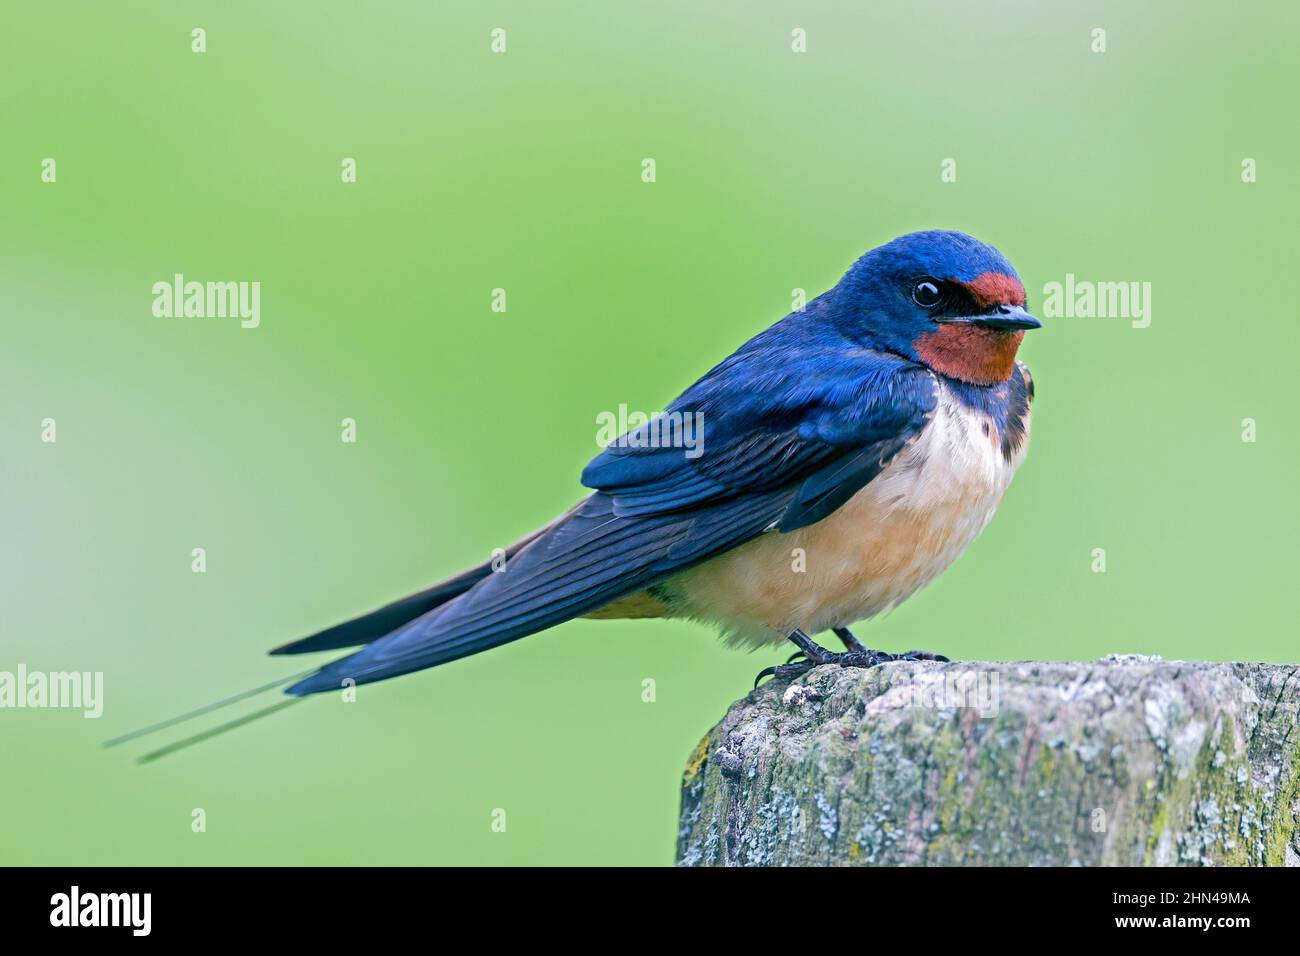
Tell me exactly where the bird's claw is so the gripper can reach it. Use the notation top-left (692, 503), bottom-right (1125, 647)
top-left (752, 650), bottom-right (811, 686)
top-left (893, 649), bottom-right (951, 663)
top-left (754, 646), bottom-right (950, 686)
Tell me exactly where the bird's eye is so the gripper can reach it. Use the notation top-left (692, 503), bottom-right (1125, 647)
top-left (911, 280), bottom-right (943, 308)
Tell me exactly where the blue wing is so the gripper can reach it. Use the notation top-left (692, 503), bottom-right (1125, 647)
top-left (286, 322), bottom-right (936, 695)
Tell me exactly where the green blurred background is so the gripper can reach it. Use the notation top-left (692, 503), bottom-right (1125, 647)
top-left (2, 1), bottom-right (1296, 865)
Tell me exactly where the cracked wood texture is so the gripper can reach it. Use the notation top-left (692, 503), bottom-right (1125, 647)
top-left (677, 658), bottom-right (1300, 866)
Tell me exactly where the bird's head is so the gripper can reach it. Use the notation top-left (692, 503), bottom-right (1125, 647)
top-left (833, 230), bottom-right (1041, 386)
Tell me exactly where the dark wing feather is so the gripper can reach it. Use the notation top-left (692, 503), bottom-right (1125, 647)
top-left (780, 430), bottom-right (922, 531)
top-left (270, 503), bottom-right (582, 655)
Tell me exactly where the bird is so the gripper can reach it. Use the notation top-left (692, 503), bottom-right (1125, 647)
top-left (275, 228), bottom-right (1039, 692)
top-left (109, 229), bottom-right (1040, 758)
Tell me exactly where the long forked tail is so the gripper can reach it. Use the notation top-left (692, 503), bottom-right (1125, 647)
top-left (113, 541), bottom-right (518, 759)
top-left (103, 669), bottom-right (315, 763)
top-left (132, 699), bottom-right (304, 763)
top-left (106, 506), bottom-right (588, 761)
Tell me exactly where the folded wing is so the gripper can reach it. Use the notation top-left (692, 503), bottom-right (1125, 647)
top-left (285, 335), bottom-right (935, 695)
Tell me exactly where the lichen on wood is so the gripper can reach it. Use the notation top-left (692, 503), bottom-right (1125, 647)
top-left (677, 658), bottom-right (1300, 866)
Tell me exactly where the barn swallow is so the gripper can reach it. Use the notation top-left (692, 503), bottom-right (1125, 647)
top-left (109, 230), bottom-right (1039, 757)
top-left (275, 229), bottom-right (1039, 693)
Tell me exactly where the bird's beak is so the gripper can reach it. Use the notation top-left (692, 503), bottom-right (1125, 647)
top-left (936, 304), bottom-right (1042, 332)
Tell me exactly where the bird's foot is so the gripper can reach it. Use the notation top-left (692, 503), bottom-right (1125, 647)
top-left (753, 629), bottom-right (950, 687)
